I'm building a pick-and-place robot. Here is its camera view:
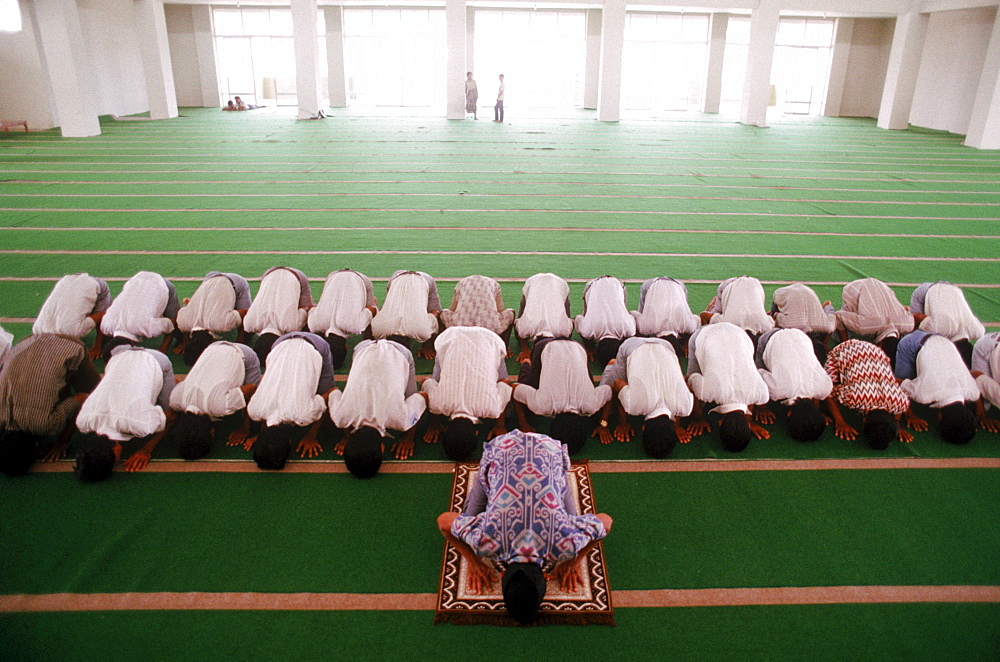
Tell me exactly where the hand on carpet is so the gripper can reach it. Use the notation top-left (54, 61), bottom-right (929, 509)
top-left (613, 421), bottom-right (633, 443)
top-left (296, 438), bottom-right (323, 458)
top-left (748, 421), bottom-right (770, 440)
top-left (686, 419), bottom-right (711, 437)
top-left (42, 442), bottom-right (69, 462)
top-left (465, 558), bottom-right (498, 594)
top-left (334, 437), bottom-right (347, 456)
top-left (551, 560), bottom-right (583, 593)
top-left (833, 421), bottom-right (858, 441)
top-left (124, 450), bottom-right (151, 472)
top-left (391, 438), bottom-right (414, 460)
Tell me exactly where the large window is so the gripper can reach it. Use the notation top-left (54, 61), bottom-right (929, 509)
top-left (343, 9), bottom-right (446, 108)
top-left (622, 12), bottom-right (710, 112)
top-left (474, 10), bottom-right (587, 110)
top-left (213, 7), bottom-right (327, 107)
top-left (719, 15), bottom-right (750, 116)
top-left (772, 18), bottom-right (835, 115)
top-left (0, 0), bottom-right (20, 32)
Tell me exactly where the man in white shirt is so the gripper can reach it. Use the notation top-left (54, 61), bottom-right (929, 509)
top-left (308, 269), bottom-right (378, 369)
top-left (686, 322), bottom-right (771, 452)
top-left (167, 341), bottom-right (260, 460)
top-left (494, 74), bottom-right (505, 122)
top-left (755, 328), bottom-right (833, 442)
top-left (910, 281), bottom-right (984, 367)
top-left (370, 270), bottom-right (442, 359)
top-left (243, 267), bottom-right (314, 363)
top-left (595, 337), bottom-right (694, 458)
top-left (176, 271), bottom-right (252, 366)
top-left (702, 276), bottom-right (775, 336)
top-left (511, 337), bottom-right (612, 454)
top-left (327, 339), bottom-right (427, 476)
top-left (575, 275), bottom-right (636, 367)
top-left (75, 345), bottom-right (178, 481)
top-left (770, 282), bottom-right (836, 338)
top-left (835, 278), bottom-right (914, 356)
top-left (99, 271), bottom-right (181, 361)
top-left (33, 273), bottom-right (112, 355)
top-left (421, 326), bottom-right (512, 461)
top-left (630, 277), bottom-right (700, 345)
top-left (514, 273), bottom-right (573, 363)
top-left (440, 275), bottom-right (515, 350)
top-left (971, 332), bottom-right (1000, 431)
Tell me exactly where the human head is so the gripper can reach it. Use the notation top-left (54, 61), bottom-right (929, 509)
top-left (466, 72), bottom-right (473, 79)
top-left (502, 562), bottom-right (545, 625)
top-left (344, 426), bottom-right (383, 478)
top-left (170, 412), bottom-right (214, 460)
top-left (863, 409), bottom-right (897, 450)
top-left (642, 415), bottom-right (677, 458)
top-left (499, 74), bottom-right (504, 81)
top-left (234, 96), bottom-right (242, 103)
top-left (254, 333), bottom-right (279, 365)
top-left (101, 335), bottom-right (135, 363)
top-left (595, 338), bottom-right (622, 369)
top-left (548, 413), bottom-right (587, 455)
top-left (227, 100), bottom-right (235, 109)
top-left (719, 411), bottom-right (752, 452)
top-left (954, 339), bottom-right (973, 368)
top-left (880, 336), bottom-right (900, 371)
top-left (938, 402), bottom-right (976, 445)
top-left (808, 334), bottom-right (828, 364)
top-left (442, 417), bottom-right (477, 461)
top-left (326, 334), bottom-right (348, 370)
top-left (386, 335), bottom-right (411, 352)
top-left (253, 424), bottom-right (293, 470)
top-left (0, 430), bottom-right (38, 477)
top-left (787, 399), bottom-right (826, 442)
top-left (183, 330), bottom-right (215, 367)
top-left (74, 435), bottom-right (118, 482)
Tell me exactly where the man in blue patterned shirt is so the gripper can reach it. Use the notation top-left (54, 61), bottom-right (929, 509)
top-left (437, 429), bottom-right (612, 624)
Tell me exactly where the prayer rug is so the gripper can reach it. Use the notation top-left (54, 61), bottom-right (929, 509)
top-left (434, 461), bottom-right (614, 626)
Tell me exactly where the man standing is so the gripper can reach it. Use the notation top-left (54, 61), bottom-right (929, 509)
top-left (465, 72), bottom-right (478, 120)
top-left (494, 74), bottom-right (505, 122)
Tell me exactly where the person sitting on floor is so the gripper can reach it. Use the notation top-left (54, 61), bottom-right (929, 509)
top-left (629, 277), bottom-right (700, 350)
top-left (769, 282), bottom-right (836, 344)
top-left (99, 270), bottom-right (181, 361)
top-left (511, 337), bottom-right (612, 455)
top-left (74, 345), bottom-right (178, 481)
top-left (755, 328), bottom-right (833, 442)
top-left (167, 341), bottom-right (260, 460)
top-left (513, 272), bottom-right (574, 364)
top-left (327, 338), bottom-right (427, 476)
top-left (222, 100), bottom-right (237, 111)
top-left (437, 430), bottom-right (612, 625)
top-left (242, 266), bottom-right (314, 363)
top-left (440, 275), bottom-right (515, 355)
top-left (370, 270), bottom-right (443, 359)
top-left (0, 333), bottom-right (101, 476)
top-left (574, 275), bottom-right (636, 368)
top-left (421, 326), bottom-right (512, 461)
top-left (823, 339), bottom-right (924, 450)
top-left (971, 332), bottom-right (1000, 431)
top-left (685, 322), bottom-right (771, 452)
top-left (32, 273), bottom-right (112, 358)
top-left (176, 271), bottom-right (252, 366)
top-left (244, 331), bottom-right (337, 470)
top-left (910, 281), bottom-right (985, 367)
top-left (834, 278), bottom-right (914, 361)
top-left (894, 330), bottom-right (983, 445)
top-left (596, 336), bottom-right (694, 458)
top-left (307, 269), bottom-right (378, 369)
top-left (701, 276), bottom-right (775, 336)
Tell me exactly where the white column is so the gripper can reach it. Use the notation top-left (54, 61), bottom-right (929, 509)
top-left (597, 0), bottom-right (625, 122)
top-left (583, 9), bottom-right (601, 110)
top-left (325, 6), bottom-right (347, 108)
top-left (703, 13), bottom-right (729, 114)
top-left (877, 12), bottom-right (928, 130)
top-left (963, 9), bottom-right (1000, 149)
top-left (191, 5), bottom-right (220, 107)
top-left (133, 0), bottom-right (178, 120)
top-left (29, 0), bottom-right (101, 137)
top-left (445, 0), bottom-right (467, 120)
top-left (824, 18), bottom-right (854, 117)
top-left (739, 0), bottom-right (780, 127)
top-left (466, 7), bottom-right (475, 75)
top-left (292, 0), bottom-right (322, 119)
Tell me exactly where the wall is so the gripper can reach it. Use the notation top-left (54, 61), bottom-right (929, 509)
top-left (0, 5), bottom-right (54, 129)
top-left (78, 0), bottom-right (148, 117)
top-left (163, 3), bottom-right (204, 107)
top-left (910, 6), bottom-right (996, 134)
top-left (839, 18), bottom-right (894, 118)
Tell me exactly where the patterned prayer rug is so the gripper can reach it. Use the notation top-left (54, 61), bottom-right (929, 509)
top-left (434, 461), bottom-right (614, 626)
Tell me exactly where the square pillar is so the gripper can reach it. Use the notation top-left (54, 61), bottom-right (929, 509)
top-left (964, 9), bottom-right (1000, 149)
top-left (739, 0), bottom-right (780, 127)
top-left (703, 13), bottom-right (729, 114)
top-left (877, 12), bottom-right (928, 130)
top-left (292, 0), bottom-right (322, 119)
top-left (325, 6), bottom-right (347, 108)
top-left (133, 0), bottom-right (178, 120)
top-left (824, 18), bottom-right (854, 117)
top-left (597, 0), bottom-right (625, 122)
top-left (191, 5), bottom-right (219, 107)
top-left (584, 9), bottom-right (601, 110)
top-left (446, 0), bottom-right (467, 120)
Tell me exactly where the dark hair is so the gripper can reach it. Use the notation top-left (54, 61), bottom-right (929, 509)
top-left (170, 411), bottom-right (214, 460)
top-left (326, 334), bottom-right (349, 370)
top-left (808, 334), bottom-right (828, 364)
top-left (954, 339), bottom-right (973, 369)
top-left (787, 399), bottom-right (826, 442)
top-left (719, 411), bottom-right (752, 453)
top-left (880, 336), bottom-right (900, 371)
top-left (502, 562), bottom-right (545, 625)
top-left (253, 424), bottom-right (293, 470)
top-left (344, 426), bottom-right (383, 478)
top-left (386, 335), bottom-right (411, 351)
top-left (939, 402), bottom-right (976, 445)
top-left (863, 409), bottom-right (897, 450)
top-left (254, 333), bottom-right (279, 365)
top-left (0, 430), bottom-right (38, 477)
top-left (74, 435), bottom-right (117, 482)
top-left (183, 330), bottom-right (215, 367)
top-left (642, 415), bottom-right (677, 458)
top-left (101, 335), bottom-right (135, 363)
top-left (549, 413), bottom-right (587, 455)
top-left (595, 338), bottom-right (622, 368)
top-left (442, 417), bottom-right (477, 461)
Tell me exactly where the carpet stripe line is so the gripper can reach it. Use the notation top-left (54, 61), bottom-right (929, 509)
top-left (27, 457), bottom-right (1000, 474)
top-left (2, 250), bottom-right (997, 262)
top-left (1, 586), bottom-right (998, 612)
